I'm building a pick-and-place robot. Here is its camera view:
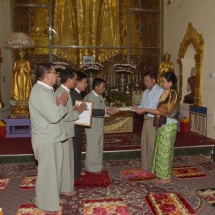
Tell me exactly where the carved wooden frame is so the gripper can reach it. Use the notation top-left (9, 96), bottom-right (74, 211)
top-left (177, 23), bottom-right (204, 106)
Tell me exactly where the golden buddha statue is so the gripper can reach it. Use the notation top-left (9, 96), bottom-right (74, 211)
top-left (158, 52), bottom-right (174, 85)
top-left (10, 50), bottom-right (32, 118)
top-left (11, 50), bottom-right (32, 100)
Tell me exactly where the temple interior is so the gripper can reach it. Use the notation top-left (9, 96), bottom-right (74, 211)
top-left (0, 0), bottom-right (215, 214)
top-left (0, 0), bottom-right (214, 139)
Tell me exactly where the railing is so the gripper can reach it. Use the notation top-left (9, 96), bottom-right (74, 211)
top-left (189, 105), bottom-right (207, 136)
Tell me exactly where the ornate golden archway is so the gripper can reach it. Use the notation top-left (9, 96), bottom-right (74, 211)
top-left (177, 23), bottom-right (204, 106)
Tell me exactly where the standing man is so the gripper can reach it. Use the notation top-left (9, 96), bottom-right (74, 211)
top-left (138, 71), bottom-right (164, 171)
top-left (29, 62), bottom-right (69, 212)
top-left (55, 69), bottom-right (85, 192)
top-left (71, 71), bottom-right (107, 179)
top-left (84, 78), bottom-right (118, 173)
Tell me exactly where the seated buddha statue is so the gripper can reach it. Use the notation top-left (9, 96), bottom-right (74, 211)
top-left (183, 67), bottom-right (197, 104)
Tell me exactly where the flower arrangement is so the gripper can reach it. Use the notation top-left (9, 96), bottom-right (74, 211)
top-left (113, 63), bottom-right (136, 74)
top-left (83, 62), bottom-right (103, 73)
top-left (52, 62), bottom-right (69, 73)
top-left (105, 89), bottom-right (127, 106)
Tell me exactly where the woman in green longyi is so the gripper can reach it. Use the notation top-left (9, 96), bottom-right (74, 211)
top-left (135, 72), bottom-right (180, 183)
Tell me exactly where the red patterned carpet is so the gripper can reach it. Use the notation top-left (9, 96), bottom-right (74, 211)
top-left (16, 204), bottom-right (62, 215)
top-left (82, 198), bottom-right (129, 215)
top-left (0, 130), bottom-right (214, 155)
top-left (197, 188), bottom-right (215, 207)
top-left (172, 166), bottom-right (207, 179)
top-left (2, 155), bottom-right (214, 214)
top-left (120, 168), bottom-right (156, 182)
top-left (19, 175), bottom-right (36, 190)
top-left (0, 132), bottom-right (141, 155)
top-left (145, 193), bottom-right (196, 215)
top-left (0, 178), bottom-right (10, 192)
top-left (74, 170), bottom-right (110, 188)
top-left (82, 132), bottom-right (141, 151)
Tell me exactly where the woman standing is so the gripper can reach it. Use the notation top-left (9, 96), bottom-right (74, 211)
top-left (135, 71), bottom-right (179, 183)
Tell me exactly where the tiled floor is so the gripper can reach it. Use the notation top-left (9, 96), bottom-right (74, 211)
top-left (0, 155), bottom-right (215, 214)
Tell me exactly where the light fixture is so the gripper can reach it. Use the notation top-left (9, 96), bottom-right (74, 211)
top-left (5, 32), bottom-right (35, 50)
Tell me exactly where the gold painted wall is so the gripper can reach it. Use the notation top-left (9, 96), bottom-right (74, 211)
top-left (12, 0), bottom-right (162, 89)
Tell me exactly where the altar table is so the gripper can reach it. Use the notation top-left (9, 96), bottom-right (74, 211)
top-left (4, 111), bottom-right (133, 138)
top-left (104, 111), bottom-right (133, 134)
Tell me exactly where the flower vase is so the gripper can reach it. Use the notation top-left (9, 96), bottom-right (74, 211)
top-left (86, 70), bottom-right (99, 92)
top-left (118, 73), bottom-right (128, 93)
top-left (56, 71), bottom-right (62, 87)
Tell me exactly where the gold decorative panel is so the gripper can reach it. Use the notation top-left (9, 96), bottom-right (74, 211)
top-left (29, 7), bottom-right (49, 55)
top-left (14, 0), bottom-right (48, 3)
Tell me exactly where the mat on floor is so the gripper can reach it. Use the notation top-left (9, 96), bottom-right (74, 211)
top-left (120, 168), bottom-right (156, 182)
top-left (82, 198), bottom-right (129, 215)
top-left (16, 204), bottom-right (62, 215)
top-left (19, 175), bottom-right (36, 190)
top-left (172, 166), bottom-right (207, 178)
top-left (197, 188), bottom-right (215, 207)
top-left (0, 178), bottom-right (10, 192)
top-left (145, 193), bottom-right (196, 215)
top-left (74, 170), bottom-right (110, 188)
top-left (82, 133), bottom-right (141, 151)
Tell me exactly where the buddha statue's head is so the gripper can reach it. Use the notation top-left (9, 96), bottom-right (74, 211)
top-left (163, 52), bottom-right (170, 61)
top-left (19, 50), bottom-right (25, 60)
top-left (191, 67), bottom-right (197, 76)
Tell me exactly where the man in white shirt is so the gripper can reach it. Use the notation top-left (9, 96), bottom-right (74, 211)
top-left (138, 71), bottom-right (164, 171)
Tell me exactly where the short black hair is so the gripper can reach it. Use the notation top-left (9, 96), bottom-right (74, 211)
top-left (35, 62), bottom-right (54, 80)
top-left (161, 71), bottom-right (177, 86)
top-left (75, 71), bottom-right (88, 82)
top-left (92, 78), bottom-right (105, 90)
top-left (61, 68), bottom-right (76, 83)
top-left (143, 71), bottom-right (157, 82)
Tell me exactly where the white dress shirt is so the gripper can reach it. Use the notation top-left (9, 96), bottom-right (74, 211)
top-left (138, 84), bottom-right (164, 117)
